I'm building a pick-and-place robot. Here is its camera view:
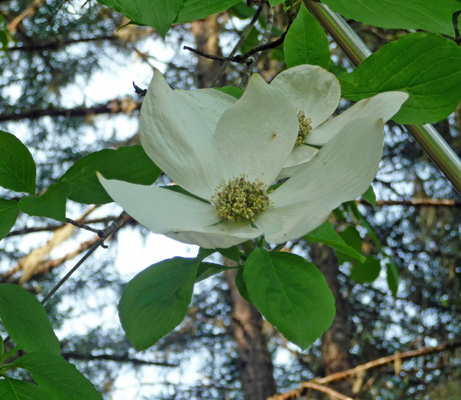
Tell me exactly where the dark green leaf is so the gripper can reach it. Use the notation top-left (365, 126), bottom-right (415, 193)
top-left (229, 2), bottom-right (258, 19)
top-left (0, 131), bottom-right (36, 195)
top-left (0, 284), bottom-right (61, 356)
top-left (58, 146), bottom-right (161, 205)
top-left (0, 378), bottom-right (53, 400)
top-left (218, 246), bottom-right (241, 264)
top-left (386, 261), bottom-right (399, 296)
top-left (19, 182), bottom-right (70, 222)
top-left (362, 185), bottom-right (376, 207)
top-left (269, 0), bottom-right (285, 6)
top-left (118, 257), bottom-right (198, 350)
top-left (196, 262), bottom-right (229, 282)
top-left (321, 0), bottom-right (461, 36)
top-left (244, 249), bottom-right (335, 349)
top-left (13, 353), bottom-right (103, 400)
top-left (176, 0), bottom-right (241, 23)
top-left (284, 4), bottom-right (330, 69)
top-left (97, 0), bottom-right (183, 38)
top-left (214, 86), bottom-right (243, 99)
top-left (350, 256), bottom-right (381, 283)
top-left (235, 268), bottom-right (251, 303)
top-left (304, 221), bottom-right (366, 263)
top-left (0, 199), bottom-right (19, 240)
top-left (339, 33), bottom-right (461, 124)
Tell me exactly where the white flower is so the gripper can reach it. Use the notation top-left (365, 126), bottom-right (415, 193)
top-left (270, 65), bottom-right (409, 177)
top-left (98, 67), bottom-right (408, 249)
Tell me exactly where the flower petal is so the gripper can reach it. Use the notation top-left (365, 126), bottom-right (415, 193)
top-left (139, 70), bottom-right (236, 200)
top-left (270, 65), bottom-right (341, 128)
top-left (213, 73), bottom-right (299, 186)
top-left (165, 230), bottom-right (258, 249)
top-left (308, 91), bottom-right (409, 145)
top-left (98, 174), bottom-right (262, 248)
top-left (258, 118), bottom-right (385, 243)
top-left (98, 174), bottom-right (219, 233)
top-left (277, 144), bottom-right (319, 179)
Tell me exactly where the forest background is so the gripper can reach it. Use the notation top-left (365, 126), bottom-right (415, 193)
top-left (0, 0), bottom-right (460, 399)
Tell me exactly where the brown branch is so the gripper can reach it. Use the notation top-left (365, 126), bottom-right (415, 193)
top-left (62, 351), bottom-right (178, 367)
top-left (358, 198), bottom-right (461, 207)
top-left (6, 216), bottom-right (118, 237)
top-left (0, 97), bottom-right (140, 122)
top-left (7, 0), bottom-right (45, 34)
top-left (269, 382), bottom-right (354, 400)
top-left (269, 340), bottom-right (461, 400)
top-left (6, 35), bottom-right (121, 52)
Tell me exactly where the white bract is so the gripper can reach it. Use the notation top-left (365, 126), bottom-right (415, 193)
top-left (98, 66), bottom-right (408, 249)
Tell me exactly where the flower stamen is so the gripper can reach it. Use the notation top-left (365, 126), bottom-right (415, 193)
top-left (297, 111), bottom-right (312, 147)
top-left (211, 175), bottom-right (271, 223)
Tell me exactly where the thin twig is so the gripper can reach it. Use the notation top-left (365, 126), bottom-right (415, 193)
top-left (66, 217), bottom-right (102, 235)
top-left (212, 6), bottom-right (264, 86)
top-left (39, 211), bottom-right (128, 306)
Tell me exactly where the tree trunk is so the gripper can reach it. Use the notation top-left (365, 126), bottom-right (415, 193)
top-left (225, 269), bottom-right (278, 400)
top-left (191, 14), bottom-right (224, 88)
top-left (310, 243), bottom-right (354, 397)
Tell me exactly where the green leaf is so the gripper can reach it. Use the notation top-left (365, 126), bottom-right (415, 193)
top-left (118, 257), bottom-right (198, 350)
top-left (339, 33), bottom-right (461, 124)
top-left (196, 262), bottom-right (229, 282)
top-left (350, 256), bottom-right (381, 283)
top-left (97, 0), bottom-right (183, 38)
top-left (13, 353), bottom-right (103, 400)
top-left (214, 86), bottom-right (243, 99)
top-left (244, 249), bottom-right (335, 349)
top-left (0, 200), bottom-right (19, 240)
top-left (58, 146), bottom-right (161, 205)
top-left (0, 131), bottom-right (36, 195)
top-left (235, 268), bottom-right (251, 303)
top-left (304, 221), bottom-right (366, 263)
top-left (362, 185), bottom-right (376, 207)
top-left (0, 378), bottom-right (53, 400)
top-left (321, 0), bottom-right (461, 36)
top-left (0, 284), bottom-right (61, 356)
top-left (19, 182), bottom-right (70, 222)
top-left (284, 4), bottom-right (330, 69)
top-left (269, 0), bottom-right (286, 6)
top-left (336, 225), bottom-right (363, 264)
top-left (386, 261), bottom-right (399, 296)
top-left (176, 0), bottom-right (241, 23)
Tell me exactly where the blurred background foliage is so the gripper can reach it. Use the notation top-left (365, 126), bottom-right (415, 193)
top-left (0, 1), bottom-right (460, 399)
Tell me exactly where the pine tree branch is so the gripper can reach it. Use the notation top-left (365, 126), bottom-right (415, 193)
top-left (62, 351), bottom-right (178, 367)
top-left (0, 97), bottom-right (141, 122)
top-left (6, 35), bottom-right (121, 51)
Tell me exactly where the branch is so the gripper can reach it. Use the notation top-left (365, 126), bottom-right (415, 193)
top-left (6, 216), bottom-right (118, 237)
top-left (7, 0), bottom-right (45, 34)
top-left (62, 351), bottom-right (178, 367)
top-left (0, 97), bottom-right (141, 122)
top-left (268, 382), bottom-right (354, 400)
top-left (6, 35), bottom-right (121, 52)
top-left (269, 340), bottom-right (461, 400)
top-left (182, 30), bottom-right (287, 66)
top-left (357, 198), bottom-right (461, 207)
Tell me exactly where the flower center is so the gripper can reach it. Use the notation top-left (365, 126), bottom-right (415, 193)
top-left (297, 110), bottom-right (312, 147)
top-left (211, 175), bottom-right (271, 223)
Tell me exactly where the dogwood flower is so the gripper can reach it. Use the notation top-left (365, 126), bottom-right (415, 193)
top-left (98, 67), bottom-right (408, 249)
top-left (269, 65), bottom-right (410, 177)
